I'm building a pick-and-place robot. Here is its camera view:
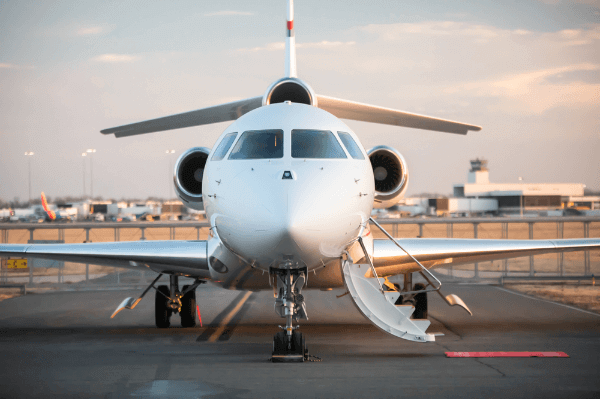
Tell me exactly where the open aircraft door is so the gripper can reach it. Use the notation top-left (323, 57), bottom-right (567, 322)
top-left (342, 260), bottom-right (435, 342)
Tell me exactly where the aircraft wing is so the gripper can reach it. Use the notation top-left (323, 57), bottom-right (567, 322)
top-left (317, 95), bottom-right (481, 134)
top-left (101, 96), bottom-right (263, 137)
top-left (372, 238), bottom-right (600, 277)
top-left (0, 241), bottom-right (210, 277)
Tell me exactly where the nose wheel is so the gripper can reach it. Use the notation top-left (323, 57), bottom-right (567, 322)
top-left (272, 330), bottom-right (306, 362)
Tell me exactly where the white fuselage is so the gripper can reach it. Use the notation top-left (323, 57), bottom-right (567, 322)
top-left (203, 103), bottom-right (374, 273)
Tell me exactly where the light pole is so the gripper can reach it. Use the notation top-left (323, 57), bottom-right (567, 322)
top-left (24, 152), bottom-right (34, 204)
top-left (166, 150), bottom-right (175, 201)
top-left (518, 176), bottom-right (523, 217)
top-left (81, 153), bottom-right (87, 198)
top-left (86, 149), bottom-right (96, 199)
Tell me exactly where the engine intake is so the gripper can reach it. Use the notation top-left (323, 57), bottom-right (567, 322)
top-left (368, 146), bottom-right (409, 209)
top-left (263, 77), bottom-right (317, 106)
top-left (174, 147), bottom-right (210, 211)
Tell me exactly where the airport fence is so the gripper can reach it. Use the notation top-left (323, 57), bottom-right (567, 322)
top-left (0, 217), bottom-right (598, 289)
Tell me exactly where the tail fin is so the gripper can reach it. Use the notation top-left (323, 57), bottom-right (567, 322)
top-left (285, 0), bottom-right (297, 77)
top-left (41, 192), bottom-right (57, 221)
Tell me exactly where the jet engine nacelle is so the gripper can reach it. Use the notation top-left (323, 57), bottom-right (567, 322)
top-left (173, 147), bottom-right (210, 211)
top-left (262, 77), bottom-right (317, 106)
top-left (368, 145), bottom-right (409, 209)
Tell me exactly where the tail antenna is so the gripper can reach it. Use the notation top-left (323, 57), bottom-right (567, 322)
top-left (285, 0), bottom-right (297, 77)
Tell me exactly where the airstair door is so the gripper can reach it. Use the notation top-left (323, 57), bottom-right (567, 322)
top-left (342, 260), bottom-right (435, 343)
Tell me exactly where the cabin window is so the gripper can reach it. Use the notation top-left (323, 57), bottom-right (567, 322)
top-left (228, 130), bottom-right (284, 159)
top-left (211, 132), bottom-right (238, 161)
top-left (338, 131), bottom-right (365, 160)
top-left (291, 129), bottom-right (346, 159)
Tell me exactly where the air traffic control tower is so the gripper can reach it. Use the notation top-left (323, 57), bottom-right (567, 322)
top-left (467, 158), bottom-right (490, 184)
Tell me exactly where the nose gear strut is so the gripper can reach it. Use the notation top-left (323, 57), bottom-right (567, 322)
top-left (271, 268), bottom-right (310, 362)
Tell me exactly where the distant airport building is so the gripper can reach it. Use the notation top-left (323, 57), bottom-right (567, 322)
top-left (452, 158), bottom-right (596, 216)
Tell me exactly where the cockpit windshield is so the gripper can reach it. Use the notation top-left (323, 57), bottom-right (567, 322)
top-left (228, 130), bottom-right (284, 160)
top-left (291, 129), bottom-right (347, 159)
top-left (338, 131), bottom-right (365, 160)
top-left (211, 132), bottom-right (237, 161)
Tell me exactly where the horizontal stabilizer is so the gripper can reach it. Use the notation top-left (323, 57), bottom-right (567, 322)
top-left (101, 96), bottom-right (263, 137)
top-left (317, 95), bottom-right (481, 134)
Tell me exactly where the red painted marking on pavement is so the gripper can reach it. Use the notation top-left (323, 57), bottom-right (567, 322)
top-left (445, 352), bottom-right (569, 358)
top-left (287, 20), bottom-right (293, 30)
top-left (196, 305), bottom-right (202, 327)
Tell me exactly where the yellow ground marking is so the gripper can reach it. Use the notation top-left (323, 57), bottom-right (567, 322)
top-left (207, 291), bottom-right (253, 342)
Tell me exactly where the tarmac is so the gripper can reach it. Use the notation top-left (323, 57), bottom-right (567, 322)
top-left (0, 280), bottom-right (599, 398)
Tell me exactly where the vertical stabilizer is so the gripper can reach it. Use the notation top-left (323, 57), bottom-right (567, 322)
top-left (285, 0), bottom-right (297, 77)
top-left (41, 192), bottom-right (57, 221)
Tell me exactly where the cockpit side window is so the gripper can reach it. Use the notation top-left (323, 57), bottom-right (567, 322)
top-left (338, 131), bottom-right (365, 160)
top-left (228, 130), bottom-right (284, 160)
top-left (291, 129), bottom-right (347, 159)
top-left (211, 132), bottom-right (238, 161)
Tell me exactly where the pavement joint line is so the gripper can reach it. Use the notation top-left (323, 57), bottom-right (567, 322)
top-left (207, 291), bottom-right (253, 342)
top-left (494, 286), bottom-right (600, 317)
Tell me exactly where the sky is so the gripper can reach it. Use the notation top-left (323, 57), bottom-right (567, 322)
top-left (1, 0), bottom-right (599, 203)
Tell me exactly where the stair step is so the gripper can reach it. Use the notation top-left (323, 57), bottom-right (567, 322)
top-left (342, 261), bottom-right (434, 343)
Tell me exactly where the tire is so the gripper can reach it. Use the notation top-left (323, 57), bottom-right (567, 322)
top-left (155, 285), bottom-right (171, 328)
top-left (292, 331), bottom-right (305, 356)
top-left (180, 285), bottom-right (197, 328)
top-left (273, 331), bottom-right (286, 354)
top-left (412, 283), bottom-right (428, 319)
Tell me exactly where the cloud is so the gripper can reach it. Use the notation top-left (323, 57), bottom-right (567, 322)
top-left (444, 64), bottom-right (600, 114)
top-left (204, 11), bottom-right (253, 17)
top-left (77, 26), bottom-right (111, 36)
top-left (0, 63), bottom-right (34, 70)
top-left (92, 54), bottom-right (139, 63)
top-left (298, 41), bottom-right (356, 49)
top-left (361, 21), bottom-right (502, 44)
top-left (538, 0), bottom-right (600, 7)
top-left (299, 20), bottom-right (600, 118)
top-left (236, 41), bottom-right (355, 52)
top-left (0, 63), bottom-right (19, 69)
top-left (548, 26), bottom-right (600, 46)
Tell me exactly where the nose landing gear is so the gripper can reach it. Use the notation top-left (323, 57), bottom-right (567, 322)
top-left (271, 268), bottom-right (309, 362)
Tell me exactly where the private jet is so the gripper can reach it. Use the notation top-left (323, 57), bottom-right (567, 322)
top-left (1, 0), bottom-right (599, 361)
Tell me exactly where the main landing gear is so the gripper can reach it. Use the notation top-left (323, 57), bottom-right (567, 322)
top-left (271, 268), bottom-right (309, 362)
top-left (155, 275), bottom-right (204, 328)
top-left (389, 273), bottom-right (428, 320)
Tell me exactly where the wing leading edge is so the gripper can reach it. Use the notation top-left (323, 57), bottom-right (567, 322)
top-left (372, 238), bottom-right (600, 277)
top-left (100, 97), bottom-right (263, 138)
top-left (317, 95), bottom-right (481, 135)
top-left (0, 241), bottom-right (210, 278)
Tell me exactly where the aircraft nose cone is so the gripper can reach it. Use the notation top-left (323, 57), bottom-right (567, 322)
top-left (214, 163), bottom-right (367, 269)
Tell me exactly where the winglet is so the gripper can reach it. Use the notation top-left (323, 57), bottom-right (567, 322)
top-left (41, 192), bottom-right (56, 221)
top-left (285, 0), bottom-right (297, 78)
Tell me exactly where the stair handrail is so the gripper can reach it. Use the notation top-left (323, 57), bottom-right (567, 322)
top-left (369, 217), bottom-right (442, 292)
